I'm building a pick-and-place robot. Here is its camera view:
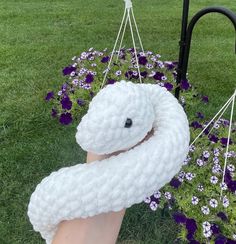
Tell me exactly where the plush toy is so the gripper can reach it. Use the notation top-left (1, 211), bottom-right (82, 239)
top-left (28, 80), bottom-right (190, 243)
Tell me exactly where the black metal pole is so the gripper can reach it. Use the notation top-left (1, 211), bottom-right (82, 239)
top-left (181, 6), bottom-right (236, 81)
top-left (175, 0), bottom-right (190, 98)
top-left (175, 5), bottom-right (236, 99)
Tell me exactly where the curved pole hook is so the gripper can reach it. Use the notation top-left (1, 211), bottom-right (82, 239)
top-left (175, 6), bottom-right (236, 98)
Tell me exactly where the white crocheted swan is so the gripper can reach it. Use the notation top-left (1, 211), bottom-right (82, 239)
top-left (28, 80), bottom-right (190, 243)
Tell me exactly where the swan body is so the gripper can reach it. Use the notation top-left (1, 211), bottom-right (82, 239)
top-left (28, 80), bottom-right (190, 243)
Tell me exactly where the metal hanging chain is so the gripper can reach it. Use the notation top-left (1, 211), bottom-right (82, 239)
top-left (101, 0), bottom-right (144, 88)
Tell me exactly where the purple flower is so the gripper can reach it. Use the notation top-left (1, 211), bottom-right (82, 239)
top-left (224, 170), bottom-right (232, 184)
top-left (209, 134), bottom-right (219, 143)
top-left (51, 108), bottom-right (57, 117)
top-left (140, 71), bottom-right (148, 78)
top-left (153, 72), bottom-right (164, 81)
top-left (85, 73), bottom-right (94, 83)
top-left (196, 112), bottom-right (204, 119)
top-left (61, 83), bottom-right (67, 91)
top-left (226, 239), bottom-right (236, 244)
top-left (202, 95), bottom-right (209, 103)
top-left (215, 235), bottom-right (227, 244)
top-left (61, 96), bottom-right (72, 110)
top-left (203, 127), bottom-right (210, 135)
top-left (164, 61), bottom-right (176, 70)
top-left (187, 232), bottom-right (194, 241)
top-left (132, 71), bottom-right (139, 79)
top-left (164, 82), bottom-right (173, 91)
top-left (149, 201), bottom-right (158, 211)
top-left (189, 240), bottom-right (200, 244)
top-left (228, 180), bottom-right (236, 192)
top-left (125, 70), bottom-right (133, 79)
top-left (220, 137), bottom-right (233, 146)
top-left (190, 121), bottom-right (202, 129)
top-left (180, 79), bottom-right (190, 90)
top-left (186, 218), bottom-right (197, 234)
top-left (107, 79), bottom-right (116, 85)
top-left (172, 212), bottom-right (187, 224)
top-left (211, 224), bottom-right (220, 235)
top-left (59, 112), bottom-right (72, 125)
top-left (138, 56), bottom-right (148, 65)
top-left (217, 212), bottom-right (228, 221)
top-left (63, 66), bottom-right (76, 76)
top-left (77, 99), bottom-right (85, 106)
top-left (170, 177), bottom-right (181, 188)
top-left (45, 91), bottom-right (54, 101)
top-left (101, 56), bottom-right (110, 63)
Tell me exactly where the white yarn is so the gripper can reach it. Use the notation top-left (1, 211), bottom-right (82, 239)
top-left (28, 81), bottom-right (190, 243)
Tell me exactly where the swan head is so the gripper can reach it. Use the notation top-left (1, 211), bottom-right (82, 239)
top-left (76, 80), bottom-right (155, 154)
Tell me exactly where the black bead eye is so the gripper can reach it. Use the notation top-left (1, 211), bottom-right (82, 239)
top-left (124, 118), bottom-right (132, 128)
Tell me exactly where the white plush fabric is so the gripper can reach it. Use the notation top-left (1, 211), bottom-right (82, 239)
top-left (28, 80), bottom-right (190, 243)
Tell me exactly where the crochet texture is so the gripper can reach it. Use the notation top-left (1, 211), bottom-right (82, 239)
top-left (28, 80), bottom-right (190, 243)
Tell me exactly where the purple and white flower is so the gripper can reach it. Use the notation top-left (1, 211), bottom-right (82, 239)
top-left (183, 156), bottom-right (191, 165)
top-left (196, 159), bottom-right (204, 167)
top-left (214, 148), bottom-right (220, 157)
top-left (227, 164), bottom-right (235, 172)
top-left (150, 201), bottom-right (158, 211)
top-left (209, 199), bottom-right (218, 208)
top-left (212, 164), bottom-right (221, 174)
top-left (213, 122), bottom-right (220, 129)
top-left (153, 191), bottom-right (161, 199)
top-left (220, 182), bottom-right (228, 190)
top-left (222, 196), bottom-right (229, 208)
top-left (161, 76), bottom-right (167, 81)
top-left (203, 228), bottom-right (212, 238)
top-left (191, 196), bottom-right (199, 205)
top-left (202, 221), bottom-right (211, 230)
top-left (189, 145), bottom-right (196, 152)
top-left (144, 197), bottom-right (151, 204)
top-left (203, 150), bottom-right (210, 158)
top-left (164, 192), bottom-right (172, 200)
top-left (115, 70), bottom-right (122, 76)
top-left (185, 172), bottom-right (194, 181)
top-left (201, 206), bottom-right (210, 215)
top-left (210, 176), bottom-right (218, 184)
top-left (197, 184), bottom-right (204, 192)
top-left (213, 156), bottom-right (219, 164)
top-left (146, 63), bottom-right (153, 69)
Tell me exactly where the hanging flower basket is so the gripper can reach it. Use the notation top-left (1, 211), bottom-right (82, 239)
top-left (45, 47), bottom-right (188, 125)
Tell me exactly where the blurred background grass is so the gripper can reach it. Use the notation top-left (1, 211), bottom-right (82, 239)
top-left (0, 0), bottom-right (235, 243)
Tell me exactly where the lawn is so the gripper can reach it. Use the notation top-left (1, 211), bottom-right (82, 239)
top-left (0, 0), bottom-right (235, 243)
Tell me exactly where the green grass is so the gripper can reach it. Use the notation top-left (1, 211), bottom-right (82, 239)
top-left (0, 0), bottom-right (235, 243)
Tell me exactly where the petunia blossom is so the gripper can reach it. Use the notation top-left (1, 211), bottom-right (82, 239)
top-left (217, 212), bottom-right (228, 221)
top-left (164, 82), bottom-right (173, 91)
top-left (45, 91), bottom-right (54, 101)
top-left (59, 112), bottom-right (73, 125)
top-left (85, 73), bottom-right (94, 83)
top-left (101, 56), bottom-right (110, 63)
top-left (170, 177), bottom-right (181, 188)
top-left (201, 95), bottom-right (209, 103)
top-left (63, 66), bottom-right (76, 76)
top-left (172, 212), bottom-right (187, 224)
top-left (61, 96), bottom-right (72, 110)
top-left (180, 79), bottom-right (190, 90)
